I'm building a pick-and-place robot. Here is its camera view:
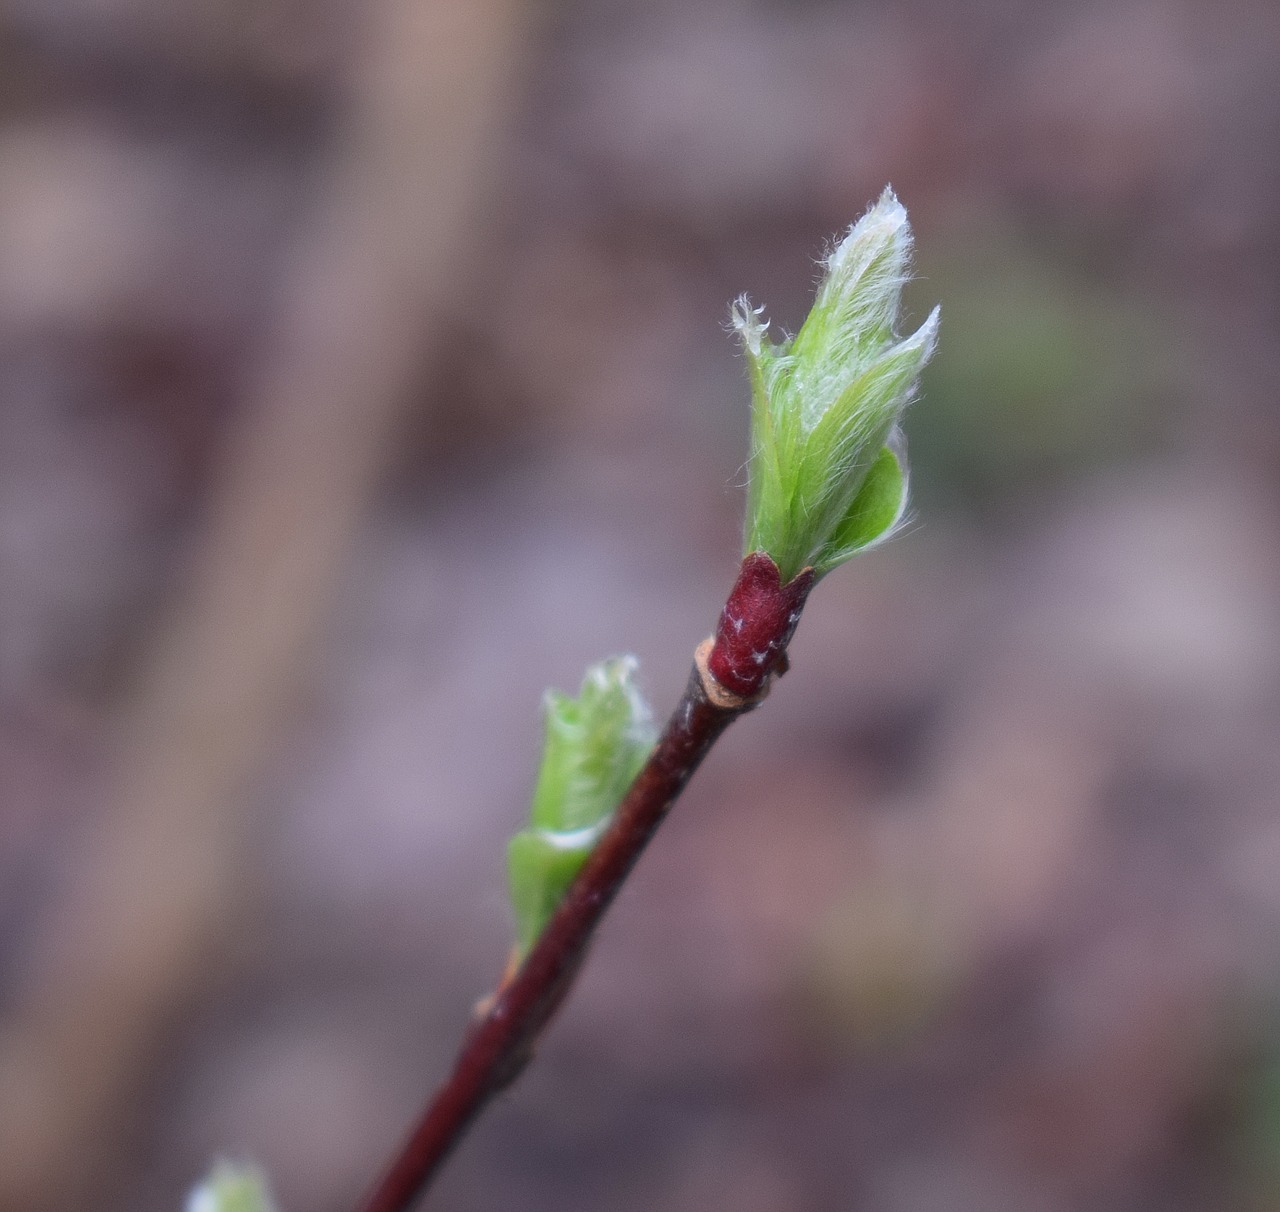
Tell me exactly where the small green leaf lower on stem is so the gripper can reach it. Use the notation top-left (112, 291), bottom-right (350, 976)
top-left (507, 656), bottom-right (655, 956)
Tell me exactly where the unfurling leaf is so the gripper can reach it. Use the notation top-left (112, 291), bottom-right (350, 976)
top-left (507, 656), bottom-right (655, 956)
top-left (735, 188), bottom-right (937, 581)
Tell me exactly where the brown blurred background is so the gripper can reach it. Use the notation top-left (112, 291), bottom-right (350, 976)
top-left (2, 1), bottom-right (1280, 1209)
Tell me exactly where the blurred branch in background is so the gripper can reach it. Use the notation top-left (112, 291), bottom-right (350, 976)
top-left (0, 0), bottom-right (529, 1207)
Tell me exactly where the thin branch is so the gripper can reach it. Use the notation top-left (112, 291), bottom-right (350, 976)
top-left (354, 554), bottom-right (815, 1212)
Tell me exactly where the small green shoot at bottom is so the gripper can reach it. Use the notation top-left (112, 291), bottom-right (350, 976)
top-left (186, 1163), bottom-right (277, 1212)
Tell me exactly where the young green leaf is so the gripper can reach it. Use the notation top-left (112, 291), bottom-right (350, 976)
top-left (735, 187), bottom-right (938, 582)
top-left (185, 1163), bottom-right (277, 1212)
top-left (508, 656), bottom-right (655, 956)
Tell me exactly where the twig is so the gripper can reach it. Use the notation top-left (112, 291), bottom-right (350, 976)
top-left (353, 184), bottom-right (939, 1212)
top-left (354, 553), bottom-right (815, 1212)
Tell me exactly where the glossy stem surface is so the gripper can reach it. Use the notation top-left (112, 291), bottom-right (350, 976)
top-left (354, 554), bottom-right (809, 1212)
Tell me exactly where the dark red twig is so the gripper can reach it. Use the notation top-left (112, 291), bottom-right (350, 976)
top-left (353, 554), bottom-right (812, 1212)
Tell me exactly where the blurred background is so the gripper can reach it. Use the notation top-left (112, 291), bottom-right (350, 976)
top-left (2, 0), bottom-right (1279, 1209)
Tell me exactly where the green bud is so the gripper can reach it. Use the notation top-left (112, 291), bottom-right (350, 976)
top-left (185, 1163), bottom-right (277, 1212)
top-left (735, 187), bottom-right (939, 582)
top-left (507, 656), bottom-right (655, 956)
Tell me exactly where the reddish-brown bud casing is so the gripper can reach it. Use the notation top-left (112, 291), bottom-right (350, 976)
top-left (707, 553), bottom-right (815, 698)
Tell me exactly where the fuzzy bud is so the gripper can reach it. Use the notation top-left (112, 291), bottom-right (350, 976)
top-left (735, 187), bottom-right (938, 581)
